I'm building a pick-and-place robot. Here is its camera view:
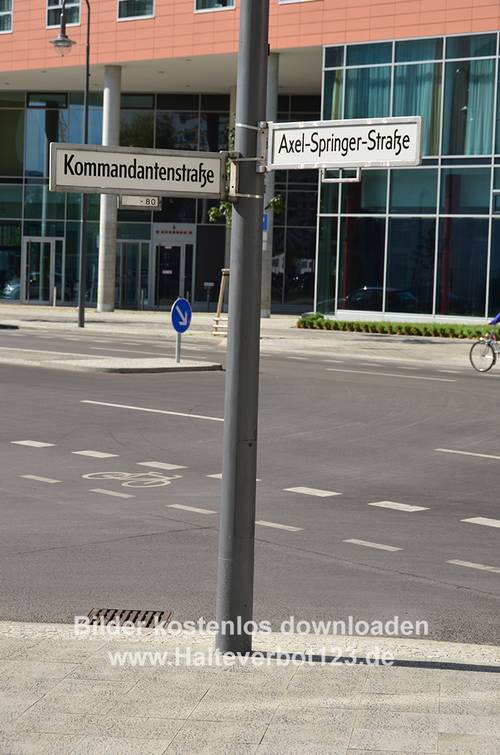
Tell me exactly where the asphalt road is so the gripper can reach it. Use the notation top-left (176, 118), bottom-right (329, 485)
top-left (1, 327), bottom-right (500, 645)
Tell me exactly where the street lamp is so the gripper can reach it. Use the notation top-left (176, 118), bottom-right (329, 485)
top-left (51, 0), bottom-right (91, 328)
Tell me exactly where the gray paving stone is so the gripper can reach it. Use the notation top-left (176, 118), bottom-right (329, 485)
top-left (438, 713), bottom-right (500, 737)
top-left (438, 733), bottom-right (500, 753)
top-left (69, 735), bottom-right (171, 754)
top-left (364, 666), bottom-right (440, 694)
top-left (0, 639), bottom-right (43, 661)
top-left (287, 665), bottom-right (368, 694)
top-left (0, 733), bottom-right (82, 754)
top-left (260, 713), bottom-right (356, 749)
top-left (168, 720), bottom-right (267, 751)
top-left (349, 727), bottom-right (438, 753)
top-left (188, 682), bottom-right (282, 723)
top-left (109, 678), bottom-right (210, 719)
top-left (34, 678), bottom-right (137, 716)
top-left (0, 659), bottom-right (77, 680)
top-left (257, 746), bottom-right (347, 755)
top-left (16, 638), bottom-right (108, 663)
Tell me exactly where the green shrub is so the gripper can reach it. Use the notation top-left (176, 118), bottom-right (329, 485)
top-left (296, 313), bottom-right (492, 339)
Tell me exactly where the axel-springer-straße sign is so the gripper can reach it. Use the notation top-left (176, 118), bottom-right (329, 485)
top-left (49, 143), bottom-right (226, 199)
top-left (267, 116), bottom-right (422, 170)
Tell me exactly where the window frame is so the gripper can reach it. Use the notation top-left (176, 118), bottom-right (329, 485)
top-left (46, 0), bottom-right (80, 29)
top-left (0, 0), bottom-right (13, 34)
top-left (117, 0), bottom-right (155, 22)
top-left (194, 0), bottom-right (235, 14)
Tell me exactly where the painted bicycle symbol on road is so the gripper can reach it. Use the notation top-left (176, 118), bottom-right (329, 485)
top-left (82, 471), bottom-right (182, 488)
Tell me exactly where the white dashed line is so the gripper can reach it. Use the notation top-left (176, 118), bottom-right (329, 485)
top-left (360, 362), bottom-right (382, 367)
top-left (323, 360), bottom-right (345, 365)
top-left (256, 520), bottom-right (303, 532)
top-left (81, 400), bottom-right (223, 423)
top-left (368, 500), bottom-right (429, 513)
top-left (21, 475), bottom-right (61, 484)
top-left (436, 448), bottom-right (500, 461)
top-left (168, 504), bottom-right (216, 514)
top-left (326, 368), bottom-right (455, 383)
top-left (399, 366), bottom-right (419, 370)
top-left (343, 538), bottom-right (402, 552)
top-left (11, 440), bottom-right (55, 448)
top-left (73, 450), bottom-right (119, 459)
top-left (285, 486), bottom-right (341, 498)
top-left (138, 461), bottom-right (187, 471)
top-left (446, 559), bottom-right (500, 575)
top-left (90, 488), bottom-right (134, 499)
top-left (437, 370), bottom-right (461, 374)
top-left (207, 473), bottom-right (222, 479)
top-left (461, 517), bottom-right (500, 529)
top-left (288, 356), bottom-right (308, 361)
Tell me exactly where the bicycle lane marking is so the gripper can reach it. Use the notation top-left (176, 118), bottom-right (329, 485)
top-left (325, 368), bottom-right (456, 383)
top-left (90, 489), bottom-right (135, 499)
top-left (82, 471), bottom-right (183, 489)
top-left (81, 400), bottom-right (223, 423)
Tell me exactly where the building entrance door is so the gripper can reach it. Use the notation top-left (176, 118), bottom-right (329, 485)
top-left (154, 244), bottom-right (193, 307)
top-left (21, 237), bottom-right (64, 304)
top-left (116, 241), bottom-right (149, 309)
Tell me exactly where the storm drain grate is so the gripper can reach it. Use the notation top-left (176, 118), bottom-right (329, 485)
top-left (87, 608), bottom-right (173, 628)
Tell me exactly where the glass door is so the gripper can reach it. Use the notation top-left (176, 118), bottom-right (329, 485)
top-left (116, 241), bottom-right (149, 309)
top-left (22, 237), bottom-right (62, 304)
top-left (155, 245), bottom-right (183, 307)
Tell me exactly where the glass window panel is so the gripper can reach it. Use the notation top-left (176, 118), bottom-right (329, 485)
top-left (201, 94), bottom-right (229, 111)
top-left (154, 198), bottom-right (196, 223)
top-left (386, 218), bottom-right (435, 314)
top-left (395, 38), bottom-right (443, 63)
top-left (47, 0), bottom-right (80, 26)
top-left (284, 227), bottom-right (316, 306)
top-left (320, 183), bottom-right (339, 214)
top-left (157, 94), bottom-right (198, 110)
top-left (446, 34), bottom-right (496, 59)
top-left (199, 112), bottom-right (229, 151)
top-left (393, 63), bottom-right (442, 155)
top-left (156, 112), bottom-right (199, 150)
top-left (121, 94), bottom-right (154, 109)
top-left (325, 46), bottom-right (344, 68)
top-left (488, 222), bottom-right (500, 316)
top-left (346, 42), bottom-right (392, 66)
top-left (0, 92), bottom-right (24, 108)
top-left (338, 217), bottom-right (386, 311)
top-left (440, 168), bottom-right (490, 214)
top-left (290, 96), bottom-right (321, 114)
top-left (0, 0), bottom-right (12, 13)
top-left (443, 59), bottom-right (495, 155)
top-left (0, 14), bottom-right (12, 33)
top-left (323, 70), bottom-right (342, 120)
top-left (437, 218), bottom-right (488, 316)
top-left (116, 223), bottom-right (151, 241)
top-left (196, 0), bottom-right (234, 9)
top-left (345, 67), bottom-right (390, 119)
top-left (0, 220), bottom-right (21, 299)
top-left (120, 110), bottom-right (154, 148)
top-left (390, 169), bottom-right (437, 213)
top-left (66, 192), bottom-right (100, 222)
top-left (24, 185), bottom-right (65, 220)
top-left (496, 77), bottom-right (500, 155)
top-left (317, 217), bottom-right (337, 313)
top-left (286, 188), bottom-right (317, 228)
top-left (69, 102), bottom-right (103, 145)
top-left (118, 0), bottom-right (154, 18)
top-left (27, 93), bottom-right (68, 108)
top-left (0, 184), bottom-right (22, 218)
top-left (341, 170), bottom-right (387, 214)
top-left (271, 226), bottom-right (285, 305)
top-left (0, 110), bottom-right (24, 176)
top-left (25, 109), bottom-right (69, 177)
top-left (194, 225), bottom-right (226, 302)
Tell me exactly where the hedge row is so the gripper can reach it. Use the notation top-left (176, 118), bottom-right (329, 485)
top-left (297, 313), bottom-right (492, 339)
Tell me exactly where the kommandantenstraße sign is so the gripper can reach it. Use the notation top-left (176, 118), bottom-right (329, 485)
top-left (50, 143), bottom-right (226, 199)
top-left (267, 117), bottom-right (422, 170)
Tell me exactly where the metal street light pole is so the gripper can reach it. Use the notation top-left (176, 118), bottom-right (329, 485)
top-left (51, 0), bottom-right (90, 328)
top-left (215, 0), bottom-right (269, 655)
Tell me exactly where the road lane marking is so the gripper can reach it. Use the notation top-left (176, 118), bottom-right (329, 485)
top-left (73, 450), bottom-right (119, 459)
top-left (256, 520), bottom-right (303, 532)
top-left (461, 517), bottom-right (500, 529)
top-left (326, 368), bottom-right (455, 383)
top-left (168, 504), bottom-right (216, 514)
top-left (288, 356), bottom-right (308, 361)
top-left (207, 473), bottom-right (222, 479)
top-left (400, 366), bottom-right (419, 370)
top-left (343, 539), bottom-right (402, 552)
top-left (360, 362), bottom-right (382, 367)
top-left (21, 475), bottom-right (61, 484)
top-left (436, 448), bottom-right (500, 461)
top-left (81, 400), bottom-right (223, 423)
top-left (446, 559), bottom-right (500, 574)
top-left (285, 486), bottom-right (341, 498)
top-left (90, 488), bottom-right (134, 499)
top-left (438, 370), bottom-right (460, 374)
top-left (323, 360), bottom-right (345, 364)
top-left (138, 461), bottom-right (187, 471)
top-left (11, 440), bottom-right (55, 448)
top-left (368, 500), bottom-right (429, 513)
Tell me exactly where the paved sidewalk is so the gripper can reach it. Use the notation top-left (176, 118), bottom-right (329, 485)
top-left (0, 622), bottom-right (499, 754)
top-left (0, 304), bottom-right (478, 369)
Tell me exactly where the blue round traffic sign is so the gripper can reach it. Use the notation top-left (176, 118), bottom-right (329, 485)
top-left (171, 297), bottom-right (192, 334)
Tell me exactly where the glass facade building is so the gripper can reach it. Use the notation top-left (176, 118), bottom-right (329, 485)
top-left (318, 33), bottom-right (500, 320)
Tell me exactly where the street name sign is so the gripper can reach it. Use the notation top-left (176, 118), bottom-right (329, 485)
top-left (118, 195), bottom-right (161, 210)
top-left (266, 117), bottom-right (422, 171)
top-left (171, 298), bottom-right (192, 334)
top-left (50, 143), bottom-right (226, 199)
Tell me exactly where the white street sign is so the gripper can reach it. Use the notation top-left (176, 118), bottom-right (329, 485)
top-left (267, 117), bottom-right (422, 170)
top-left (50, 143), bottom-right (226, 199)
top-left (118, 195), bottom-right (161, 210)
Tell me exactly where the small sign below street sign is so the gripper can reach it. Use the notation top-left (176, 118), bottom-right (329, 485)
top-left (171, 298), bottom-right (192, 334)
top-left (50, 143), bottom-right (226, 199)
top-left (118, 195), bottom-right (161, 210)
top-left (267, 117), bottom-right (422, 171)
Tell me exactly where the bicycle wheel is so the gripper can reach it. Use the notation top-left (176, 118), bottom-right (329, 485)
top-left (469, 341), bottom-right (496, 372)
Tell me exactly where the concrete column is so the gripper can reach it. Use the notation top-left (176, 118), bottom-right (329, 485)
top-left (261, 52), bottom-right (279, 318)
top-left (97, 65), bottom-right (121, 312)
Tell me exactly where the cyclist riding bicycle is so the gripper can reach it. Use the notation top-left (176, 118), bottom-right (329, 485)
top-left (490, 313), bottom-right (500, 326)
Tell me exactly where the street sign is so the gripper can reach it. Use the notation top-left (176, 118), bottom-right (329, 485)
top-left (118, 195), bottom-right (161, 210)
top-left (266, 117), bottom-right (422, 171)
top-left (171, 297), bottom-right (192, 334)
top-left (49, 143), bottom-right (227, 199)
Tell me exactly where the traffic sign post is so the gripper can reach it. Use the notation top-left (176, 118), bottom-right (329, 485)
top-left (171, 297), bottom-right (192, 364)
